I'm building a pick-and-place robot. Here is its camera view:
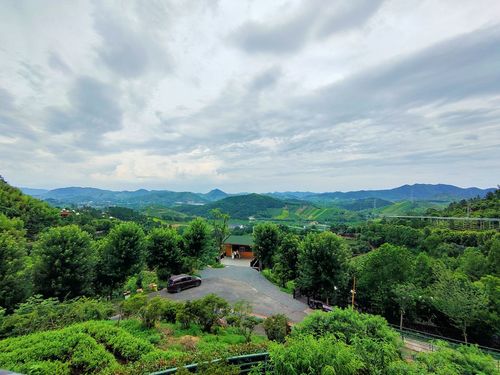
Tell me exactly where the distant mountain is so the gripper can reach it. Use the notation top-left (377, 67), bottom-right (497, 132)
top-left (200, 188), bottom-right (229, 201)
top-left (25, 187), bottom-right (209, 208)
top-left (19, 183), bottom-right (494, 210)
top-left (20, 187), bottom-right (49, 196)
top-left (282, 184), bottom-right (495, 203)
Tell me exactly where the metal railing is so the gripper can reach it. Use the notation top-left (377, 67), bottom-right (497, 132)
top-left (390, 324), bottom-right (500, 360)
top-left (150, 352), bottom-right (270, 374)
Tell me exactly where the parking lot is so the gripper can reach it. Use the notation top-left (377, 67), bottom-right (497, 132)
top-left (157, 261), bottom-right (309, 322)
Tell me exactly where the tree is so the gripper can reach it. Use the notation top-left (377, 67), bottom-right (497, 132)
top-left (458, 247), bottom-right (489, 281)
top-left (253, 223), bottom-right (280, 270)
top-left (356, 244), bottom-right (414, 315)
top-left (0, 231), bottom-right (31, 311)
top-left (97, 222), bottom-right (145, 295)
top-left (183, 217), bottom-right (213, 261)
top-left (33, 225), bottom-right (96, 299)
top-left (273, 233), bottom-right (300, 286)
top-left (146, 227), bottom-right (184, 280)
top-left (432, 271), bottom-right (488, 343)
top-left (210, 209), bottom-right (230, 261)
top-left (297, 232), bottom-right (351, 304)
top-left (392, 283), bottom-right (418, 330)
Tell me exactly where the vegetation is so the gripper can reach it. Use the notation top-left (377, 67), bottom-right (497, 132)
top-left (1, 178), bottom-right (499, 374)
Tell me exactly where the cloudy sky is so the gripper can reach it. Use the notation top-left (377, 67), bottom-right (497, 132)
top-left (1, 0), bottom-right (499, 193)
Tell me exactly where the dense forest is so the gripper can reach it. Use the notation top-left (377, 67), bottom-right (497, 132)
top-left (0, 176), bottom-right (499, 374)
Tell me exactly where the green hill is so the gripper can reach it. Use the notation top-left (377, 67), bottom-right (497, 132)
top-left (426, 188), bottom-right (499, 218)
top-left (0, 176), bottom-right (59, 237)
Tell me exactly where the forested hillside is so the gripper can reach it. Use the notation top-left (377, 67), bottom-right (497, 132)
top-left (427, 189), bottom-right (500, 218)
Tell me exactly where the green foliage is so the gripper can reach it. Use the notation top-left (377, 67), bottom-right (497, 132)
top-left (0, 178), bottom-right (59, 238)
top-left (191, 294), bottom-right (229, 332)
top-left (293, 308), bottom-right (399, 347)
top-left (431, 270), bottom-right (488, 342)
top-left (183, 217), bottom-right (214, 261)
top-left (297, 231), bottom-right (351, 302)
top-left (0, 296), bottom-right (113, 338)
top-left (0, 229), bottom-right (31, 311)
top-left (414, 341), bottom-right (498, 375)
top-left (97, 222), bottom-right (146, 294)
top-left (253, 222), bottom-right (280, 269)
top-left (458, 247), bottom-right (489, 281)
top-left (226, 301), bottom-right (259, 343)
top-left (263, 314), bottom-right (289, 343)
top-left (356, 243), bottom-right (414, 314)
top-left (273, 233), bottom-right (300, 285)
top-left (210, 209), bottom-right (231, 258)
top-left (146, 227), bottom-right (184, 280)
top-left (268, 335), bottom-right (364, 375)
top-left (33, 225), bottom-right (96, 299)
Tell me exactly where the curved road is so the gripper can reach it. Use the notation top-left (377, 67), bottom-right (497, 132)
top-left (157, 264), bottom-right (309, 322)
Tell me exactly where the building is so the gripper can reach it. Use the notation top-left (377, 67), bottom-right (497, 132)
top-left (223, 234), bottom-right (254, 259)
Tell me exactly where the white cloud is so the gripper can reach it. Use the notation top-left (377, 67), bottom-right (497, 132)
top-left (0, 0), bottom-right (499, 192)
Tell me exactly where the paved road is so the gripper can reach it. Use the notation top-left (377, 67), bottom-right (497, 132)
top-left (157, 265), bottom-right (309, 322)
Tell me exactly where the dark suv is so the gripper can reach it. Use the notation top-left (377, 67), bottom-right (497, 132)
top-left (167, 274), bottom-right (201, 293)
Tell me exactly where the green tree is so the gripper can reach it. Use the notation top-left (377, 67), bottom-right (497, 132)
top-left (146, 227), bottom-right (184, 280)
top-left (432, 271), bottom-right (488, 343)
top-left (487, 234), bottom-right (500, 275)
top-left (253, 223), bottom-right (280, 270)
top-left (458, 247), bottom-right (489, 281)
top-left (97, 222), bottom-right (145, 295)
top-left (0, 231), bottom-right (31, 311)
top-left (210, 209), bottom-right (230, 261)
top-left (183, 217), bottom-right (213, 261)
top-left (356, 244), bottom-right (414, 315)
top-left (33, 225), bottom-right (96, 299)
top-left (273, 233), bottom-right (300, 286)
top-left (297, 232), bottom-right (351, 303)
top-left (393, 283), bottom-right (418, 330)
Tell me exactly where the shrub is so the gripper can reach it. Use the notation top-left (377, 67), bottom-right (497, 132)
top-left (263, 314), bottom-right (289, 343)
top-left (414, 341), bottom-right (498, 375)
top-left (292, 308), bottom-right (399, 347)
top-left (0, 296), bottom-right (113, 338)
top-left (121, 293), bottom-right (148, 318)
top-left (175, 295), bottom-right (230, 332)
top-left (268, 335), bottom-right (364, 375)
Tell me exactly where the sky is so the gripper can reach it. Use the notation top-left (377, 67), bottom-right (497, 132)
top-left (0, 0), bottom-right (499, 193)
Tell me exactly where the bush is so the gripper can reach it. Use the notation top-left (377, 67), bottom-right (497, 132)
top-left (0, 296), bottom-right (113, 338)
top-left (292, 308), bottom-right (399, 347)
top-left (268, 335), bottom-right (364, 375)
top-left (263, 314), bottom-right (290, 343)
top-left (179, 294), bottom-right (229, 333)
top-left (414, 341), bottom-right (498, 375)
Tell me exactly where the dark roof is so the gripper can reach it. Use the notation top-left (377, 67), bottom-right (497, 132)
top-left (224, 234), bottom-right (254, 246)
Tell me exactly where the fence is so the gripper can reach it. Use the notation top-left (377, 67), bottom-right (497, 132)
top-left (150, 352), bottom-right (270, 374)
top-left (390, 324), bottom-right (500, 364)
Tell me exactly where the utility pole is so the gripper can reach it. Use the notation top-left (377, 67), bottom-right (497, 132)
top-left (350, 276), bottom-right (356, 309)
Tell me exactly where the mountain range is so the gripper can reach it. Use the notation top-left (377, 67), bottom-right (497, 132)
top-left (20, 184), bottom-right (495, 211)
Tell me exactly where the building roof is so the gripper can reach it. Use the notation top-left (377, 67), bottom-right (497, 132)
top-left (224, 234), bottom-right (254, 246)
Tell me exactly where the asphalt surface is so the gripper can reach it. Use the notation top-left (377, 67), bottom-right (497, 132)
top-left (157, 265), bottom-right (309, 322)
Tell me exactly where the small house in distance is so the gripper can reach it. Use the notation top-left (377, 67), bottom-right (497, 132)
top-left (224, 234), bottom-right (254, 259)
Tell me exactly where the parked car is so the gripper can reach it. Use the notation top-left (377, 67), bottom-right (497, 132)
top-left (167, 274), bottom-right (202, 293)
top-left (308, 298), bottom-right (332, 312)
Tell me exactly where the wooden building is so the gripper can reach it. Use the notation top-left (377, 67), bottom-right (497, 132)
top-left (223, 235), bottom-right (254, 259)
